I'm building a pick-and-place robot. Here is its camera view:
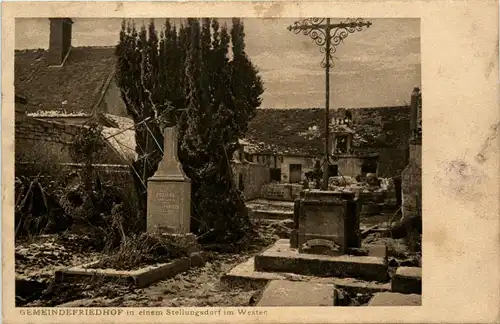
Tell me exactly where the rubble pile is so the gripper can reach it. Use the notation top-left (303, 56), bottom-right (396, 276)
top-left (327, 174), bottom-right (399, 218)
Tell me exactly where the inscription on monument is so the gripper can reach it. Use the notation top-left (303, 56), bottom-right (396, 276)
top-left (304, 205), bottom-right (345, 236)
top-left (155, 188), bottom-right (180, 217)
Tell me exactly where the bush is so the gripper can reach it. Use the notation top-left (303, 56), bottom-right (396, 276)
top-left (15, 148), bottom-right (71, 239)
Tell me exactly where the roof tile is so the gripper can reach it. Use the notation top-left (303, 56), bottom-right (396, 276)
top-left (245, 106), bottom-right (411, 157)
top-left (15, 46), bottom-right (116, 114)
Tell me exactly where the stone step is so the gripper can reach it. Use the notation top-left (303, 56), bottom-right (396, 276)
top-left (221, 256), bottom-right (392, 294)
top-left (245, 199), bottom-right (295, 209)
top-left (254, 239), bottom-right (389, 282)
top-left (391, 266), bottom-right (422, 294)
top-left (256, 280), bottom-right (336, 306)
top-left (367, 292), bottom-right (421, 306)
top-left (248, 209), bottom-right (294, 221)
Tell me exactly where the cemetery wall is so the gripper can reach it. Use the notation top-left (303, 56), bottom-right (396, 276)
top-left (16, 113), bottom-right (82, 164)
top-left (15, 113), bottom-right (124, 165)
top-left (232, 162), bottom-right (270, 200)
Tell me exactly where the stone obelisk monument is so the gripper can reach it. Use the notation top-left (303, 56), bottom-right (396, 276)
top-left (147, 118), bottom-right (194, 242)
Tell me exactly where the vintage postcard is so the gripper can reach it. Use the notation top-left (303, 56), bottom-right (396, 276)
top-left (2, 1), bottom-right (499, 323)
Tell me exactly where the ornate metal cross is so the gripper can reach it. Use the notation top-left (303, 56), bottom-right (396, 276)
top-left (288, 18), bottom-right (372, 190)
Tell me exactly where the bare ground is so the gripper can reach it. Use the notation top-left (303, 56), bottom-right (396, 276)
top-left (15, 220), bottom-right (420, 307)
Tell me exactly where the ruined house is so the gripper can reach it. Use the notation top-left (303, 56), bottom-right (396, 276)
top-left (243, 105), bottom-right (411, 184)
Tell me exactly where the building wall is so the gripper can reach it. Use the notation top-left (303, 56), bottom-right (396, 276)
top-left (248, 152), bottom-right (380, 184)
top-left (281, 155), bottom-right (315, 183)
top-left (15, 114), bottom-right (123, 166)
top-left (25, 116), bottom-right (91, 125)
top-left (250, 154), bottom-right (283, 169)
top-left (232, 161), bottom-right (270, 200)
top-left (99, 79), bottom-right (129, 117)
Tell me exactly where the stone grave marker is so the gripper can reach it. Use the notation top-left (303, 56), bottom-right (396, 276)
top-left (295, 190), bottom-right (361, 255)
top-left (147, 126), bottom-right (194, 242)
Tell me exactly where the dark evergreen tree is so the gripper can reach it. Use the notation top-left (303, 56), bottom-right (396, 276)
top-left (115, 18), bottom-right (264, 245)
top-left (230, 18), bottom-right (264, 138)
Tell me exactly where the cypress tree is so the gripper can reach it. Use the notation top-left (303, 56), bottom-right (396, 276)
top-left (116, 18), bottom-right (264, 245)
top-left (230, 18), bottom-right (264, 137)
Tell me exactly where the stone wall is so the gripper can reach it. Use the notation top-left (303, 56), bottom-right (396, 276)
top-left (400, 88), bottom-right (422, 220)
top-left (260, 183), bottom-right (303, 201)
top-left (232, 161), bottom-right (270, 201)
top-left (15, 114), bottom-right (123, 165)
top-left (401, 158), bottom-right (421, 220)
top-left (402, 139), bottom-right (422, 219)
top-left (409, 140), bottom-right (422, 168)
top-left (23, 116), bottom-right (92, 125)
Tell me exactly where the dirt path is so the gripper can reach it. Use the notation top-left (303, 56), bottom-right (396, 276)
top-left (56, 252), bottom-right (263, 307)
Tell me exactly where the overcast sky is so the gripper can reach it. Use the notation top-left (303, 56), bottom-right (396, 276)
top-left (16, 18), bottom-right (421, 109)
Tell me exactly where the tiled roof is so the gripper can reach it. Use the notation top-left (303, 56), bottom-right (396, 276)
top-left (244, 106), bottom-right (411, 157)
top-left (15, 46), bottom-right (116, 114)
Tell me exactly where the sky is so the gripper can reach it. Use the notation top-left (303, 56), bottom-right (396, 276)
top-left (16, 18), bottom-right (421, 109)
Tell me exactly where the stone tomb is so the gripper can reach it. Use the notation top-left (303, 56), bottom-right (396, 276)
top-left (256, 189), bottom-right (388, 281)
top-left (292, 190), bottom-right (361, 255)
top-left (147, 126), bottom-right (195, 243)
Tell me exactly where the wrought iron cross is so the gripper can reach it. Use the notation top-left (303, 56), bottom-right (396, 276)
top-left (288, 18), bottom-right (372, 190)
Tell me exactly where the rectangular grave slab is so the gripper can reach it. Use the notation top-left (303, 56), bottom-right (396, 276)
top-left (256, 280), bottom-right (336, 306)
top-left (254, 239), bottom-right (388, 282)
top-left (391, 266), bottom-right (422, 294)
top-left (55, 252), bottom-right (206, 288)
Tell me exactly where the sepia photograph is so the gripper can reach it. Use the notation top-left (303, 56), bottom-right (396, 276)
top-left (1, 0), bottom-right (499, 322)
top-left (13, 16), bottom-right (423, 308)
top-left (14, 17), bottom-right (423, 312)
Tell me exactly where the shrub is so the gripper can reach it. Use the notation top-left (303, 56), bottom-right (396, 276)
top-left (15, 147), bottom-right (71, 239)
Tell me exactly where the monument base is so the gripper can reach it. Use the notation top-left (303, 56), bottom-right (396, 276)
top-left (254, 239), bottom-right (389, 282)
top-left (147, 177), bottom-right (191, 234)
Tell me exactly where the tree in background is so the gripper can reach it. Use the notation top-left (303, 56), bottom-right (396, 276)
top-left (230, 18), bottom-right (264, 137)
top-left (115, 18), bottom-right (264, 245)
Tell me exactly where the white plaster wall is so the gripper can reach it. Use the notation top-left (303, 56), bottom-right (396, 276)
top-left (281, 155), bottom-right (315, 183)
